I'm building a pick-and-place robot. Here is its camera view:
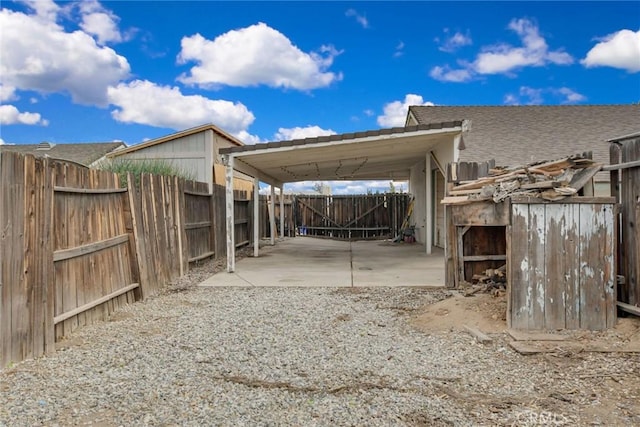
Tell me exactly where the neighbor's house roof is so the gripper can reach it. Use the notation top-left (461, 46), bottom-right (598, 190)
top-left (108, 123), bottom-right (244, 157)
top-left (407, 105), bottom-right (640, 174)
top-left (0, 141), bottom-right (126, 166)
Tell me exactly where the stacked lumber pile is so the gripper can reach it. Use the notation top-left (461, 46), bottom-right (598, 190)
top-left (442, 154), bottom-right (602, 205)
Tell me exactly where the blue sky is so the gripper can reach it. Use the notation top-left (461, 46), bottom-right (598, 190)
top-left (1, 1), bottom-right (639, 193)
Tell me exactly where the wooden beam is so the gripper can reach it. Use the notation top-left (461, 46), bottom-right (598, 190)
top-left (188, 251), bottom-right (215, 263)
top-left (617, 301), bottom-right (640, 317)
top-left (54, 283), bottom-right (140, 325)
top-left (269, 185), bottom-right (276, 245)
top-left (462, 255), bottom-right (507, 262)
top-left (225, 155), bottom-right (235, 272)
top-left (279, 186), bottom-right (285, 242)
top-left (602, 160), bottom-right (640, 171)
top-left (184, 221), bottom-right (211, 230)
top-left (463, 325), bottom-right (492, 343)
top-left (54, 186), bottom-right (127, 194)
top-left (53, 234), bottom-right (129, 262)
top-left (253, 177), bottom-right (260, 257)
top-left (184, 189), bottom-right (212, 197)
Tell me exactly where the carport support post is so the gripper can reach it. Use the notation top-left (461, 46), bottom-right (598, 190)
top-left (279, 186), bottom-right (285, 238)
top-left (253, 177), bottom-right (259, 257)
top-left (425, 152), bottom-right (433, 254)
top-left (270, 185), bottom-right (276, 245)
top-left (225, 155), bottom-right (235, 272)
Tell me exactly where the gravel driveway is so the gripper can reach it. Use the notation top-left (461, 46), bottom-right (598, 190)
top-left (1, 275), bottom-right (639, 426)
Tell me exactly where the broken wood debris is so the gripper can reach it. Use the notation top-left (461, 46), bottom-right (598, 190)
top-left (463, 265), bottom-right (507, 297)
top-left (443, 154), bottom-right (602, 204)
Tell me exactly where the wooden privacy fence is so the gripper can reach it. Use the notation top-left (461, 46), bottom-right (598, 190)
top-left (259, 194), bottom-right (296, 238)
top-left (608, 133), bottom-right (640, 313)
top-left (292, 194), bottom-right (411, 240)
top-left (1, 151), bottom-right (250, 368)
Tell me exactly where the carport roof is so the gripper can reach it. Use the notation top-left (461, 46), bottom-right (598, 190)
top-left (220, 121), bottom-right (464, 186)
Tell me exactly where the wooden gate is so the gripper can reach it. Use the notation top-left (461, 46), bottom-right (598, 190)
top-left (294, 194), bottom-right (411, 240)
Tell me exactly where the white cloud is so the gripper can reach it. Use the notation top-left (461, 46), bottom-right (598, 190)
top-left (581, 29), bottom-right (640, 73)
top-left (107, 80), bottom-right (255, 133)
top-left (437, 29), bottom-right (472, 53)
top-left (0, 104), bottom-right (48, 125)
top-left (177, 22), bottom-right (343, 90)
top-left (19, 0), bottom-right (60, 22)
top-left (377, 94), bottom-right (435, 127)
top-left (473, 18), bottom-right (573, 74)
top-left (281, 180), bottom-right (407, 195)
top-left (503, 86), bottom-right (586, 105)
top-left (345, 9), bottom-right (369, 29)
top-left (234, 130), bottom-right (263, 145)
top-left (78, 0), bottom-right (124, 44)
top-left (0, 84), bottom-right (17, 102)
top-left (556, 87), bottom-right (587, 104)
top-left (274, 126), bottom-right (336, 141)
top-left (0, 7), bottom-right (130, 105)
top-left (429, 65), bottom-right (473, 82)
top-left (393, 41), bottom-right (404, 58)
top-left (431, 18), bottom-right (573, 83)
top-left (0, 138), bottom-right (5, 145)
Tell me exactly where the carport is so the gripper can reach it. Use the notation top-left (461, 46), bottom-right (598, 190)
top-left (220, 120), bottom-right (470, 273)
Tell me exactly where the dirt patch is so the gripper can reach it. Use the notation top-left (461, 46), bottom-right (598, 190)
top-left (411, 292), bottom-right (507, 333)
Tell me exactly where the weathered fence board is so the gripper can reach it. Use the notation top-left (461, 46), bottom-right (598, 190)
top-left (184, 181), bottom-right (213, 262)
top-left (610, 134), bottom-right (640, 308)
top-left (510, 201), bottom-right (615, 330)
top-left (52, 163), bottom-right (137, 339)
top-left (292, 194), bottom-right (410, 240)
top-left (127, 173), bottom-right (188, 298)
top-left (2, 151), bottom-right (255, 368)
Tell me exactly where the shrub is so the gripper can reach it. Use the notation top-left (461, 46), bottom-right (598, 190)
top-left (97, 158), bottom-right (196, 186)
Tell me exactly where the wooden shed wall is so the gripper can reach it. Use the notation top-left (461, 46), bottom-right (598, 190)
top-left (509, 201), bottom-right (616, 330)
top-left (116, 131), bottom-right (211, 184)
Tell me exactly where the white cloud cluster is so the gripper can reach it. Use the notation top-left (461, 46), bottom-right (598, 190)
top-left (581, 29), bottom-right (640, 73)
top-left (78, 0), bottom-right (126, 45)
top-left (431, 18), bottom-right (573, 82)
top-left (0, 84), bottom-right (17, 102)
top-left (280, 180), bottom-right (407, 195)
top-left (345, 9), bottom-right (369, 29)
top-left (393, 41), bottom-right (405, 58)
top-left (274, 126), bottom-right (336, 141)
top-left (0, 104), bottom-right (48, 126)
top-left (107, 80), bottom-right (255, 132)
top-left (377, 94), bottom-right (434, 127)
top-left (503, 86), bottom-right (586, 105)
top-left (437, 29), bottom-right (472, 53)
top-left (177, 23), bottom-right (343, 90)
top-left (0, 7), bottom-right (130, 105)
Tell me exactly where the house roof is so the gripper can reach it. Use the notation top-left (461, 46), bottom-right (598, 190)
top-left (220, 121), bottom-right (464, 185)
top-left (109, 123), bottom-right (244, 157)
top-left (0, 142), bottom-right (125, 166)
top-left (408, 105), bottom-right (640, 171)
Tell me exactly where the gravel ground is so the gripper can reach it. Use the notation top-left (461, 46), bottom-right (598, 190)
top-left (1, 257), bottom-right (639, 426)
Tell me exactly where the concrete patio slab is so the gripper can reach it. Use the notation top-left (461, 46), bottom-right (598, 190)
top-left (198, 237), bottom-right (445, 287)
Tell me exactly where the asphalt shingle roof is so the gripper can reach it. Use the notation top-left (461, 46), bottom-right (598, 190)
top-left (409, 105), bottom-right (640, 170)
top-left (0, 142), bottom-right (125, 166)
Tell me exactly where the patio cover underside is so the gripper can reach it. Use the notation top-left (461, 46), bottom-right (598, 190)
top-left (220, 123), bottom-right (464, 186)
top-left (219, 122), bottom-right (464, 272)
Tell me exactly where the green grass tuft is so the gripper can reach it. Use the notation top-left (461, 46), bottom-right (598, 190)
top-left (97, 158), bottom-right (196, 187)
